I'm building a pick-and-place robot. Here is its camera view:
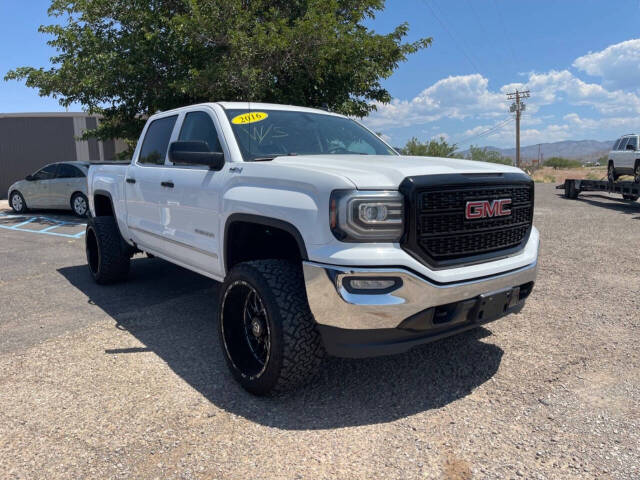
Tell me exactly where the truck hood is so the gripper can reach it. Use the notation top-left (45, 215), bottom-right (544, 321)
top-left (271, 154), bottom-right (524, 189)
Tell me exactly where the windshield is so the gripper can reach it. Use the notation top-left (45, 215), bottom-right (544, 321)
top-left (224, 109), bottom-right (397, 161)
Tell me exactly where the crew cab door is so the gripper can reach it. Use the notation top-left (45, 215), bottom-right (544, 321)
top-left (623, 135), bottom-right (638, 169)
top-left (156, 108), bottom-right (229, 277)
top-left (125, 114), bottom-right (178, 252)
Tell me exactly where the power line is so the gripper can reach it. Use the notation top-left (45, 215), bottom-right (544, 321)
top-left (420, 0), bottom-right (482, 73)
top-left (454, 116), bottom-right (514, 147)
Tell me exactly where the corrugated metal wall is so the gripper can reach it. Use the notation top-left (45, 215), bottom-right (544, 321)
top-left (0, 114), bottom-right (126, 198)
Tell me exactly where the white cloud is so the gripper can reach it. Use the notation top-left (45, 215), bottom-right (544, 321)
top-left (363, 38), bottom-right (640, 148)
top-left (573, 39), bottom-right (640, 91)
top-left (366, 74), bottom-right (507, 129)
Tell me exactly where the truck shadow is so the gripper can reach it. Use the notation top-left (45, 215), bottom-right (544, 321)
top-left (557, 193), bottom-right (640, 218)
top-left (58, 259), bottom-right (503, 430)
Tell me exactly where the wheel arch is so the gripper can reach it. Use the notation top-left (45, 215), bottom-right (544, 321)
top-left (93, 189), bottom-right (115, 217)
top-left (223, 213), bottom-right (308, 274)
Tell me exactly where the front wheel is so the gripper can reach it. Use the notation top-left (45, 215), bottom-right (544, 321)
top-left (9, 191), bottom-right (27, 213)
top-left (634, 162), bottom-right (640, 184)
top-left (608, 163), bottom-right (618, 183)
top-left (218, 260), bottom-right (325, 395)
top-left (623, 194), bottom-right (639, 201)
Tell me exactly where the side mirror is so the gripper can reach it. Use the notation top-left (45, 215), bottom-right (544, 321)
top-left (627, 143), bottom-right (636, 151)
top-left (169, 141), bottom-right (225, 170)
top-left (25, 174), bottom-right (34, 181)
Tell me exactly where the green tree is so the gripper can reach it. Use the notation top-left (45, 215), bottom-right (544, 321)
top-left (6, 0), bottom-right (430, 152)
top-left (467, 145), bottom-right (512, 165)
top-left (544, 157), bottom-right (582, 169)
top-left (401, 136), bottom-right (460, 157)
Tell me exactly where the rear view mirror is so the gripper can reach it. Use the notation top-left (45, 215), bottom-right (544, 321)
top-left (25, 174), bottom-right (34, 181)
top-left (169, 141), bottom-right (225, 170)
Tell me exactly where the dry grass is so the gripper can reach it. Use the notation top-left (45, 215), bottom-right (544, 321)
top-left (530, 166), bottom-right (608, 184)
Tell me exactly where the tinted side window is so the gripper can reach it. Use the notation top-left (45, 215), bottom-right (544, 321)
top-left (627, 136), bottom-right (638, 150)
top-left (618, 137), bottom-right (629, 150)
top-left (178, 111), bottom-right (222, 153)
top-left (33, 164), bottom-right (58, 180)
top-left (139, 115), bottom-right (178, 165)
top-left (57, 164), bottom-right (85, 178)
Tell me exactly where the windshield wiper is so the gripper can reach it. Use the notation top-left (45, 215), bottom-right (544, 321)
top-left (249, 153), bottom-right (298, 162)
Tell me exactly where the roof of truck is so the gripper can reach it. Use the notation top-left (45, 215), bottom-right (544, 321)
top-left (153, 102), bottom-right (344, 118)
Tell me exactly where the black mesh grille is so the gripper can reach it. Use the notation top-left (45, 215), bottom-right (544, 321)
top-left (403, 180), bottom-right (534, 266)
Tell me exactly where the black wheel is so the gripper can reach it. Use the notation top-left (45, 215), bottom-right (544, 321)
top-left (219, 260), bottom-right (325, 395)
top-left (564, 181), bottom-right (579, 199)
top-left (85, 216), bottom-right (131, 284)
top-left (71, 192), bottom-right (88, 217)
top-left (9, 191), bottom-right (27, 213)
top-left (623, 194), bottom-right (639, 201)
top-left (608, 162), bottom-right (618, 183)
top-left (634, 161), bottom-right (640, 184)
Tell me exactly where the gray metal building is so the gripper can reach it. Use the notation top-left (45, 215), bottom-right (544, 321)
top-left (1, 113), bottom-right (127, 198)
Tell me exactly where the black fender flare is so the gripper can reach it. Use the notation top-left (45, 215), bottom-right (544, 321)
top-left (223, 213), bottom-right (308, 273)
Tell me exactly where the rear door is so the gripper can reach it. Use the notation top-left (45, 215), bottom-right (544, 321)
top-left (155, 108), bottom-right (229, 276)
top-left (49, 163), bottom-right (86, 208)
top-left (615, 137), bottom-right (629, 168)
top-left (125, 114), bottom-right (178, 253)
top-left (623, 135), bottom-right (638, 169)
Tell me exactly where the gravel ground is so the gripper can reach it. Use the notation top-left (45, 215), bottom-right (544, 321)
top-left (0, 185), bottom-right (639, 479)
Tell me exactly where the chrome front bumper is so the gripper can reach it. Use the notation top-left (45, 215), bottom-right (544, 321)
top-left (302, 260), bottom-right (538, 330)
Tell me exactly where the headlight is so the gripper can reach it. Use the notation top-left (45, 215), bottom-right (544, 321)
top-left (330, 190), bottom-right (404, 242)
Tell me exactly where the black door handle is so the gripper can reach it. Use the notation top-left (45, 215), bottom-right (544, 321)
top-left (161, 181), bottom-right (174, 188)
top-left (126, 178), bottom-right (136, 184)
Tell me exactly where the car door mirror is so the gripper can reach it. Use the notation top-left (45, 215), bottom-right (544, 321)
top-left (626, 144), bottom-right (636, 151)
top-left (25, 174), bottom-right (34, 181)
top-left (169, 141), bottom-right (225, 170)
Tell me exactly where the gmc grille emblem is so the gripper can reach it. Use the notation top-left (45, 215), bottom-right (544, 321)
top-left (465, 199), bottom-right (512, 219)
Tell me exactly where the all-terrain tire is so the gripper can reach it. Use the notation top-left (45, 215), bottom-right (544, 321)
top-left (85, 216), bottom-right (131, 284)
top-left (218, 260), bottom-right (325, 395)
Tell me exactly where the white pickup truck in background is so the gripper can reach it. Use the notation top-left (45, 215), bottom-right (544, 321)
top-left (86, 102), bottom-right (539, 395)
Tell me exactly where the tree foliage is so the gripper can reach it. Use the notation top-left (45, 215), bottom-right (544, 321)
top-left (544, 156), bottom-right (582, 169)
top-left (400, 136), bottom-right (460, 157)
top-left (5, 0), bottom-right (430, 150)
top-left (466, 145), bottom-right (512, 165)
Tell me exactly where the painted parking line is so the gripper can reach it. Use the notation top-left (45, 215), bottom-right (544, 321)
top-left (0, 212), bottom-right (86, 238)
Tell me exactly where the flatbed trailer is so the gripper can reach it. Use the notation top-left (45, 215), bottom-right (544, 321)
top-left (557, 179), bottom-right (640, 201)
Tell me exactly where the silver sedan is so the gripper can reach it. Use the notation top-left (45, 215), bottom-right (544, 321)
top-left (7, 162), bottom-right (90, 217)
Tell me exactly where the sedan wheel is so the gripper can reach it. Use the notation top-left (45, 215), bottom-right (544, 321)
top-left (71, 193), bottom-right (88, 217)
top-left (10, 191), bottom-right (27, 213)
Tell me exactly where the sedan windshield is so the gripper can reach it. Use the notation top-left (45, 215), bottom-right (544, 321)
top-left (224, 109), bottom-right (397, 161)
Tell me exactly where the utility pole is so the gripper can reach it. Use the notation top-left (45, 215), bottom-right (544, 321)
top-left (507, 89), bottom-right (530, 168)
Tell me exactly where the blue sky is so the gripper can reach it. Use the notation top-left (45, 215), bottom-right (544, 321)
top-left (2, 1), bottom-right (640, 149)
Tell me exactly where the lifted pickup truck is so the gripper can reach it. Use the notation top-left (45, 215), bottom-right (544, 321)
top-left (86, 102), bottom-right (539, 395)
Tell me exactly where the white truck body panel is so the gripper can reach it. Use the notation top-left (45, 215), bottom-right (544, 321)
top-left (88, 102), bottom-right (538, 285)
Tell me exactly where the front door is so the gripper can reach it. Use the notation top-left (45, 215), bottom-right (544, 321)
top-left (23, 164), bottom-right (58, 208)
top-left (156, 108), bottom-right (228, 277)
top-left (125, 114), bottom-right (179, 254)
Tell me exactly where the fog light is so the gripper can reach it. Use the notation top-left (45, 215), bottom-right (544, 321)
top-left (343, 277), bottom-right (402, 294)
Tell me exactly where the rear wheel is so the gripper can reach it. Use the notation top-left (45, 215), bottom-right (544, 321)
top-left (71, 192), bottom-right (88, 217)
top-left (85, 216), bottom-right (131, 284)
top-left (219, 260), bottom-right (324, 395)
top-left (622, 194), bottom-right (639, 201)
top-left (9, 191), bottom-right (27, 213)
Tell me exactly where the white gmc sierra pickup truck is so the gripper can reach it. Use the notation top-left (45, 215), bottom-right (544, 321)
top-left (86, 102), bottom-right (539, 395)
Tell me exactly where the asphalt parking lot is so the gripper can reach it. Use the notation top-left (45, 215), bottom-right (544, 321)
top-left (1, 184), bottom-right (639, 479)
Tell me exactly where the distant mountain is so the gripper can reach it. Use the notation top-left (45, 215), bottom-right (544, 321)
top-left (461, 139), bottom-right (615, 162)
